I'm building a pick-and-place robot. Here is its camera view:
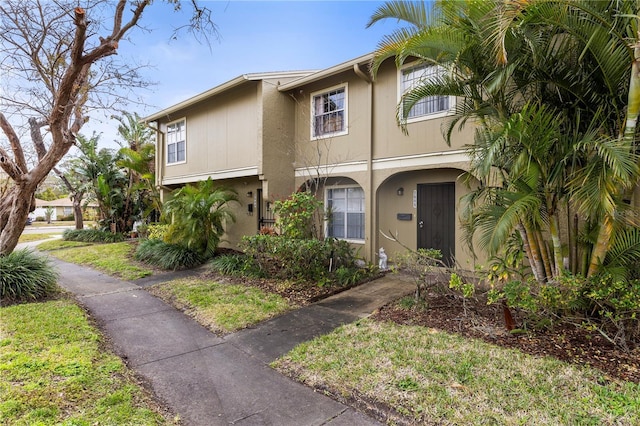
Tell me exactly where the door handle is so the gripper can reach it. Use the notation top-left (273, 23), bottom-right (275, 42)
top-left (419, 221), bottom-right (424, 228)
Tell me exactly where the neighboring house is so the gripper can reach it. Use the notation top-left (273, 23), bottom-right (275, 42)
top-left (146, 55), bottom-right (479, 267)
top-left (32, 197), bottom-right (98, 221)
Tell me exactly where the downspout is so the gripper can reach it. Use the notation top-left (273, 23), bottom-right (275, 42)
top-left (354, 63), bottom-right (375, 262)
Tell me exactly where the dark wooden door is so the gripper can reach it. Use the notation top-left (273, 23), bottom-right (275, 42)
top-left (417, 183), bottom-right (455, 266)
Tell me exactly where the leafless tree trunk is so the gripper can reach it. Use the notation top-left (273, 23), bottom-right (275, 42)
top-left (0, 0), bottom-right (216, 255)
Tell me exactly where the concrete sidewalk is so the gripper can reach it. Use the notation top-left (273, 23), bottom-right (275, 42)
top-left (51, 258), bottom-right (414, 425)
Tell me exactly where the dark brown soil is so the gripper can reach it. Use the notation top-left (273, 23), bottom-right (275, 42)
top-left (371, 291), bottom-right (640, 384)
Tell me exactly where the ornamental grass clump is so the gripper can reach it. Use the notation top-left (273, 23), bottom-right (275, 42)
top-left (0, 249), bottom-right (58, 303)
top-left (134, 238), bottom-right (205, 270)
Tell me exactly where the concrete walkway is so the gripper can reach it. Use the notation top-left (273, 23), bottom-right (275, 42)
top-left (49, 257), bottom-right (414, 425)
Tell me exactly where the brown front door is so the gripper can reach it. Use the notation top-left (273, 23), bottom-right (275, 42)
top-left (417, 183), bottom-right (455, 266)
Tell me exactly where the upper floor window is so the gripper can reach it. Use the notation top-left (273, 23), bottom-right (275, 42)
top-left (326, 186), bottom-right (364, 241)
top-left (311, 85), bottom-right (347, 138)
top-left (401, 63), bottom-right (449, 120)
top-left (167, 119), bottom-right (186, 164)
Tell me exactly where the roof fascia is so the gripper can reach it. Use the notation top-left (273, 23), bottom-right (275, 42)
top-left (278, 53), bottom-right (374, 91)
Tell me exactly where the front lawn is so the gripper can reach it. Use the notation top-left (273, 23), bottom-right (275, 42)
top-left (17, 233), bottom-right (54, 243)
top-left (39, 241), bottom-right (154, 281)
top-left (148, 278), bottom-right (292, 334)
top-left (273, 319), bottom-right (640, 425)
top-left (0, 297), bottom-right (171, 425)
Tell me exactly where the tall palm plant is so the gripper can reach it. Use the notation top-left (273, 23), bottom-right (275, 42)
top-left (162, 178), bottom-right (239, 258)
top-left (369, 0), bottom-right (640, 282)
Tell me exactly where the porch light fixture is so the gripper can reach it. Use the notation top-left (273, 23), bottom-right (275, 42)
top-left (246, 191), bottom-right (253, 198)
top-left (397, 187), bottom-right (404, 196)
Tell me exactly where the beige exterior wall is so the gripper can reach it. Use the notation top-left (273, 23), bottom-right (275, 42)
top-left (292, 73), bottom-right (372, 172)
top-left (259, 79), bottom-right (297, 201)
top-left (287, 58), bottom-right (480, 267)
top-left (157, 83), bottom-right (260, 186)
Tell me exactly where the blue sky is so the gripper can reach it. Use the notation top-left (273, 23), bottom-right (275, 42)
top-left (89, 1), bottom-right (404, 148)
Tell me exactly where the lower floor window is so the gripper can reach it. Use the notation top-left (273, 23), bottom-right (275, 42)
top-left (326, 186), bottom-right (364, 240)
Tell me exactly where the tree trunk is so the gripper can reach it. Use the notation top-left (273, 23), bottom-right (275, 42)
top-left (0, 186), bottom-right (35, 255)
top-left (73, 193), bottom-right (84, 230)
top-left (588, 214), bottom-right (614, 277)
top-left (549, 213), bottom-right (564, 279)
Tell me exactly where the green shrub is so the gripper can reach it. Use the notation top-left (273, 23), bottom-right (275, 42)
top-left (0, 250), bottom-right (58, 302)
top-left (240, 235), bottom-right (359, 282)
top-left (210, 253), bottom-right (262, 277)
top-left (134, 239), bottom-right (204, 270)
top-left (272, 191), bottom-right (323, 239)
top-left (63, 228), bottom-right (125, 243)
top-left (162, 179), bottom-right (238, 257)
top-left (487, 272), bottom-right (640, 348)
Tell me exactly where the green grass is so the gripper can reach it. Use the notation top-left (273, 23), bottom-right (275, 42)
top-left (273, 319), bottom-right (640, 425)
top-left (0, 298), bottom-right (170, 425)
top-left (17, 234), bottom-right (55, 243)
top-left (148, 278), bottom-right (292, 334)
top-left (40, 242), bottom-right (154, 281)
top-left (37, 239), bottom-right (91, 251)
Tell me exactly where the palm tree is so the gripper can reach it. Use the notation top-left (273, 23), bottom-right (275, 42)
top-left (115, 112), bottom-right (160, 226)
top-left (368, 0), bottom-right (640, 282)
top-left (162, 178), bottom-right (239, 258)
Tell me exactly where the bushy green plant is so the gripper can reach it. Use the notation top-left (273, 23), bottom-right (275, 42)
top-left (272, 191), bottom-right (322, 239)
top-left (240, 235), bottom-right (360, 282)
top-left (134, 239), bottom-right (204, 270)
top-left (210, 253), bottom-right (262, 277)
top-left (487, 272), bottom-right (640, 348)
top-left (63, 228), bottom-right (125, 243)
top-left (1, 250), bottom-right (58, 302)
top-left (162, 178), bottom-right (238, 257)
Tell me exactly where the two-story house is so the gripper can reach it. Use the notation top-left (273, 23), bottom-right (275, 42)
top-left (145, 54), bottom-right (478, 268)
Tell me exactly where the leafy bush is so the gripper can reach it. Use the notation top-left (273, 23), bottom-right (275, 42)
top-left (162, 178), bottom-right (238, 257)
top-left (134, 239), bottom-right (204, 270)
top-left (272, 191), bottom-right (322, 239)
top-left (210, 253), bottom-right (263, 277)
top-left (487, 272), bottom-right (640, 349)
top-left (240, 234), bottom-right (360, 282)
top-left (1, 250), bottom-right (58, 302)
top-left (63, 229), bottom-right (125, 243)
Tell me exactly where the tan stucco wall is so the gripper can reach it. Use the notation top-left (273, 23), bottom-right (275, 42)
top-left (375, 168), bottom-right (481, 270)
top-left (292, 73), bottom-right (372, 171)
top-left (259, 79), bottom-right (297, 200)
top-left (158, 83), bottom-right (260, 184)
top-left (372, 60), bottom-right (473, 159)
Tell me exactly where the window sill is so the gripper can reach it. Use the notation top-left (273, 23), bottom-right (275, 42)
top-left (311, 130), bottom-right (348, 140)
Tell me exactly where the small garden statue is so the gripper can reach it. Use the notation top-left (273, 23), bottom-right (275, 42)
top-left (378, 247), bottom-right (388, 270)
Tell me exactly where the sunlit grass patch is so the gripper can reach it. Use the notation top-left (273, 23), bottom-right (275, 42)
top-left (41, 242), bottom-right (154, 281)
top-left (37, 239), bottom-right (91, 251)
top-left (0, 298), bottom-right (168, 425)
top-left (273, 319), bottom-right (640, 425)
top-left (148, 278), bottom-right (293, 334)
top-left (17, 233), bottom-right (55, 243)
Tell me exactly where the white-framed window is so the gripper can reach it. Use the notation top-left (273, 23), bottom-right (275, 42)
top-left (311, 84), bottom-right (348, 139)
top-left (63, 207), bottom-right (73, 215)
top-left (400, 63), bottom-right (450, 121)
top-left (326, 186), bottom-right (364, 241)
top-left (166, 118), bottom-right (186, 165)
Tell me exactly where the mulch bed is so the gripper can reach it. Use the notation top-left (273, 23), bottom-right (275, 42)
top-left (371, 291), bottom-right (640, 384)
